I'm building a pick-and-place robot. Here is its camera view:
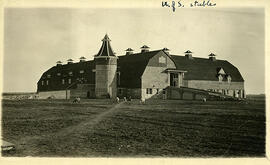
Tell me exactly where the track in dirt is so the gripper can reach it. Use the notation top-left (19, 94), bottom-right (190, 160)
top-left (15, 102), bottom-right (125, 156)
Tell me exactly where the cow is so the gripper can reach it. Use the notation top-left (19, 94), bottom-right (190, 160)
top-left (73, 97), bottom-right (81, 103)
top-left (140, 97), bottom-right (146, 104)
top-left (116, 97), bottom-right (120, 103)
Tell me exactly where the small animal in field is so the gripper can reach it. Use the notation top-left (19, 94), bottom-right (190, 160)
top-left (116, 97), bottom-right (120, 103)
top-left (127, 96), bottom-right (132, 101)
top-left (202, 98), bottom-right (207, 102)
top-left (73, 97), bottom-right (81, 103)
top-left (140, 98), bottom-right (145, 104)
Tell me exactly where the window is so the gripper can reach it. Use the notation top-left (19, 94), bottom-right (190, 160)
top-left (118, 88), bottom-right (122, 95)
top-left (79, 70), bottom-right (84, 74)
top-left (69, 71), bottom-right (73, 76)
top-left (159, 56), bottom-right (166, 63)
top-left (62, 79), bottom-right (65, 84)
top-left (218, 74), bottom-right (223, 82)
top-left (170, 73), bottom-right (179, 86)
top-left (47, 74), bottom-right (51, 78)
top-left (227, 75), bottom-right (231, 83)
top-left (41, 81), bottom-right (44, 86)
top-left (68, 78), bottom-right (72, 84)
top-left (146, 88), bottom-right (152, 94)
top-left (117, 72), bottom-right (120, 86)
top-left (46, 80), bottom-right (49, 85)
top-left (57, 73), bottom-right (61, 76)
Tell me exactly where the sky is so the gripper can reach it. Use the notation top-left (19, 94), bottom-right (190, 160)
top-left (3, 8), bottom-right (265, 94)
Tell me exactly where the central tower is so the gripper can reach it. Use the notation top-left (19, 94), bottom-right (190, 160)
top-left (94, 34), bottom-right (118, 98)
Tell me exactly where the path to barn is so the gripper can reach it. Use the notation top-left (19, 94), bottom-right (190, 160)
top-left (15, 101), bottom-right (125, 156)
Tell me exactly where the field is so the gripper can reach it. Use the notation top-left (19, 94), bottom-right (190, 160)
top-left (1, 98), bottom-right (265, 157)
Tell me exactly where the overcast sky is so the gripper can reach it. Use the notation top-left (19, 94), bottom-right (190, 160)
top-left (3, 8), bottom-right (264, 94)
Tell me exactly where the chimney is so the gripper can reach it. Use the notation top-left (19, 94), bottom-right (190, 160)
top-left (140, 45), bottom-right (150, 53)
top-left (79, 56), bottom-right (86, 62)
top-left (163, 48), bottom-right (170, 54)
top-left (185, 50), bottom-right (193, 59)
top-left (67, 59), bottom-right (74, 64)
top-left (56, 61), bottom-right (62, 66)
top-left (125, 48), bottom-right (134, 55)
top-left (208, 53), bottom-right (216, 61)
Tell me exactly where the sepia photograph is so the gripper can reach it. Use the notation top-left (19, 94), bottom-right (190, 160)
top-left (0, 1), bottom-right (267, 161)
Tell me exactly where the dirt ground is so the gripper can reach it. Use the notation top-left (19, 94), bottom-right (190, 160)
top-left (1, 98), bottom-right (265, 157)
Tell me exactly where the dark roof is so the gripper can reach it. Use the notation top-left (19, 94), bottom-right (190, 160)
top-left (170, 55), bottom-right (244, 82)
top-left (118, 50), bottom-right (162, 88)
top-left (96, 34), bottom-right (115, 57)
top-left (37, 61), bottom-right (95, 91)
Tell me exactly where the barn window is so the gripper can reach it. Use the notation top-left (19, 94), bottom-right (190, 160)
top-left (41, 81), bottom-right (44, 86)
top-left (57, 73), bottom-right (61, 76)
top-left (79, 70), bottom-right (84, 74)
top-left (159, 56), bottom-right (166, 63)
top-left (227, 75), bottom-right (231, 83)
top-left (117, 72), bottom-right (120, 86)
top-left (146, 88), bottom-right (152, 94)
top-left (62, 79), bottom-right (65, 84)
top-left (218, 74), bottom-right (223, 82)
top-left (118, 88), bottom-right (122, 95)
top-left (68, 78), bottom-right (72, 84)
top-left (46, 80), bottom-right (49, 85)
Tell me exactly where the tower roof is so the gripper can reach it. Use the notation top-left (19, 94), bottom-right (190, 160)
top-left (96, 34), bottom-right (115, 57)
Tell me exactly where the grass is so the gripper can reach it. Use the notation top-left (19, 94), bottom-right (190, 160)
top-left (1, 98), bottom-right (265, 157)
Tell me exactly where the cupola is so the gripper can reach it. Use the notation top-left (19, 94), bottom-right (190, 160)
top-left (140, 45), bottom-right (150, 53)
top-left (209, 53), bottom-right (216, 61)
top-left (125, 48), bottom-right (134, 55)
top-left (67, 59), bottom-right (73, 64)
top-left (56, 61), bottom-right (62, 66)
top-left (163, 48), bottom-right (170, 54)
top-left (185, 50), bottom-right (193, 59)
top-left (79, 56), bottom-right (86, 62)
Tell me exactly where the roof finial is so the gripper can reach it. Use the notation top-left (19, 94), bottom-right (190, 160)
top-left (95, 34), bottom-right (115, 57)
top-left (102, 33), bottom-right (111, 42)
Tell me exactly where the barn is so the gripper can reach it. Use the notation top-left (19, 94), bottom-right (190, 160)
top-left (37, 34), bottom-right (245, 100)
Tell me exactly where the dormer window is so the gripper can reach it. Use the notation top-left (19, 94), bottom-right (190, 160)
top-left (79, 70), bottom-right (84, 74)
top-left (218, 74), bottom-right (223, 82)
top-left (218, 68), bottom-right (226, 75)
top-left (57, 73), bottom-right (61, 76)
top-left (159, 56), bottom-right (166, 63)
top-left (227, 75), bottom-right (231, 83)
